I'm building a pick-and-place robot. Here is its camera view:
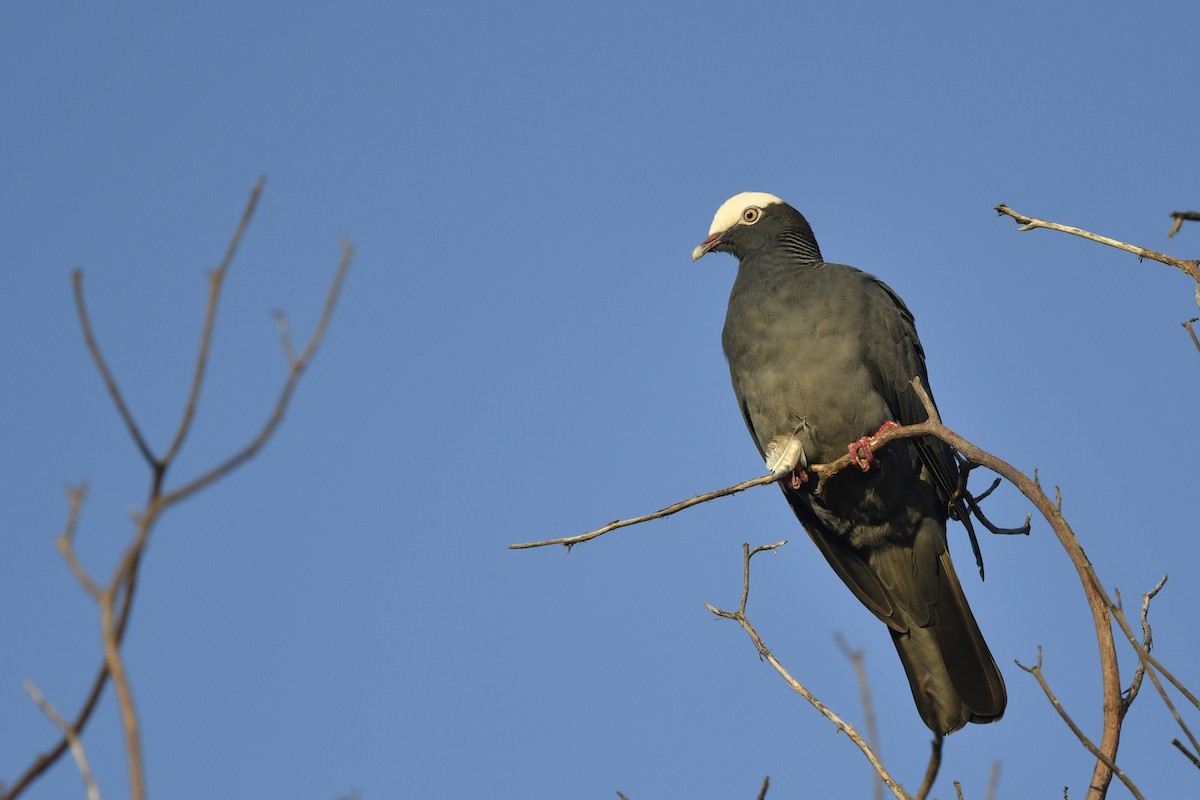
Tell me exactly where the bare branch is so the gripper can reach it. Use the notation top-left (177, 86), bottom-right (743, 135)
top-left (1015, 648), bottom-right (1144, 800)
top-left (756, 775), bottom-right (770, 800)
top-left (3, 186), bottom-right (353, 800)
top-left (158, 238), bottom-right (353, 509)
top-left (23, 681), bottom-right (99, 800)
top-left (994, 203), bottom-right (1200, 283)
top-left (705, 543), bottom-right (908, 800)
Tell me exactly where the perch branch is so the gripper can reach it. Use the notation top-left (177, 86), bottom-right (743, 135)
top-left (510, 472), bottom-right (779, 549)
top-left (518, 375), bottom-right (1130, 798)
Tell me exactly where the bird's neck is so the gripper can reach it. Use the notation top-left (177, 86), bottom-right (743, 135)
top-left (774, 228), bottom-right (823, 264)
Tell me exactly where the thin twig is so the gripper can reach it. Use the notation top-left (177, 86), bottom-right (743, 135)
top-left (23, 681), bottom-right (99, 800)
top-left (912, 734), bottom-right (942, 800)
top-left (961, 486), bottom-right (1031, 536)
top-left (1171, 739), bottom-right (1200, 770)
top-left (1014, 648), bottom-right (1144, 800)
top-left (1182, 319), bottom-right (1200, 354)
top-left (705, 543), bottom-right (908, 800)
top-left (994, 203), bottom-right (1200, 283)
top-left (1122, 575), bottom-right (1168, 714)
top-left (160, 177), bottom-right (265, 469)
top-left (54, 484), bottom-right (100, 599)
top-left (1167, 210), bottom-right (1200, 239)
top-left (510, 472), bottom-right (778, 549)
top-left (756, 775), bottom-right (770, 800)
top-left (71, 271), bottom-right (155, 467)
top-left (983, 761), bottom-right (1002, 800)
top-left (834, 633), bottom-right (883, 800)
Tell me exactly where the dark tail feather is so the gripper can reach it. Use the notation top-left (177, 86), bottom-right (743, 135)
top-left (891, 550), bottom-right (1006, 734)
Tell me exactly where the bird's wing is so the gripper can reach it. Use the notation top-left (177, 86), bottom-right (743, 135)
top-left (867, 277), bottom-right (983, 575)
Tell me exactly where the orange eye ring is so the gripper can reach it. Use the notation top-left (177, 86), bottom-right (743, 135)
top-left (742, 207), bottom-right (761, 224)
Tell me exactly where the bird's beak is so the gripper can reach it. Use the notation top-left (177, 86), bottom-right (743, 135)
top-left (691, 232), bottom-right (722, 262)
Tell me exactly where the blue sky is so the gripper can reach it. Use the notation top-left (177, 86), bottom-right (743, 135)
top-left (3, 2), bottom-right (1199, 798)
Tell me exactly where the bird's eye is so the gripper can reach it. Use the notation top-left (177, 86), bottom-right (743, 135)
top-left (742, 207), bottom-right (761, 224)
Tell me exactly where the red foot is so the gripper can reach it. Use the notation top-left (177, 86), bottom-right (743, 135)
top-left (848, 421), bottom-right (901, 472)
top-left (788, 468), bottom-right (810, 490)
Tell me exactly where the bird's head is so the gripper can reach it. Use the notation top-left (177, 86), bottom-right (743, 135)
top-left (692, 191), bottom-right (818, 263)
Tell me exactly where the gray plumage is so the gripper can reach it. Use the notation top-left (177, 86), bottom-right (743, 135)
top-left (694, 192), bottom-right (1005, 734)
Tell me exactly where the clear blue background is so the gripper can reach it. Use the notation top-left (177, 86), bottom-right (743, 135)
top-left (3, 2), bottom-right (1199, 798)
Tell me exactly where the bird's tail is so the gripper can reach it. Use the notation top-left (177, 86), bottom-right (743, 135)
top-left (888, 548), bottom-right (1006, 735)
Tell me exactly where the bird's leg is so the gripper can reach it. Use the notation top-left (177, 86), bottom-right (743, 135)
top-left (848, 421), bottom-right (901, 471)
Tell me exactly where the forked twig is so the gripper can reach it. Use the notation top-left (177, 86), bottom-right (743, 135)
top-left (705, 542), bottom-right (909, 800)
top-left (1015, 648), bottom-right (1144, 800)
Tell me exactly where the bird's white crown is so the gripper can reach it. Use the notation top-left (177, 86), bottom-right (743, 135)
top-left (707, 191), bottom-right (786, 236)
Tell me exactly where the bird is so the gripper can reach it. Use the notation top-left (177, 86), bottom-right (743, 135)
top-left (692, 191), bottom-right (1006, 734)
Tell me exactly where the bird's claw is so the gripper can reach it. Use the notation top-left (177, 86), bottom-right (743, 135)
top-left (848, 421), bottom-right (901, 471)
top-left (849, 437), bottom-right (875, 471)
top-left (788, 468), bottom-right (810, 490)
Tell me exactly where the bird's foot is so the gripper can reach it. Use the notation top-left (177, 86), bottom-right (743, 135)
top-left (788, 468), bottom-right (810, 490)
top-left (848, 421), bottom-right (901, 471)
